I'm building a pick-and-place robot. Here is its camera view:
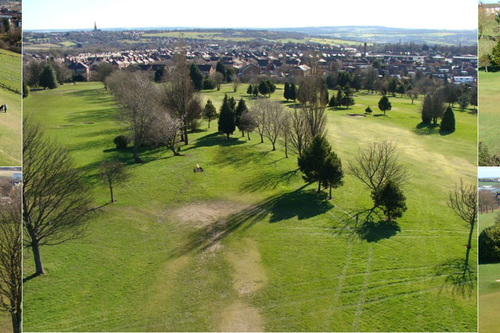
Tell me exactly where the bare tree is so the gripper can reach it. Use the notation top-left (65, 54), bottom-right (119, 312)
top-left (280, 115), bottom-right (291, 158)
top-left (23, 116), bottom-right (93, 276)
top-left (107, 71), bottom-right (159, 163)
top-left (238, 111), bottom-right (257, 140)
top-left (263, 101), bottom-right (284, 151)
top-left (151, 111), bottom-right (181, 156)
top-left (449, 179), bottom-right (477, 276)
top-left (163, 55), bottom-right (202, 146)
top-left (0, 187), bottom-right (21, 333)
top-left (211, 72), bottom-right (224, 91)
top-left (302, 104), bottom-right (327, 139)
top-left (349, 140), bottom-right (408, 196)
top-left (97, 160), bottom-right (131, 203)
top-left (232, 75), bottom-right (240, 92)
top-left (288, 108), bottom-right (309, 157)
top-left (479, 190), bottom-right (498, 213)
top-left (250, 99), bottom-right (268, 143)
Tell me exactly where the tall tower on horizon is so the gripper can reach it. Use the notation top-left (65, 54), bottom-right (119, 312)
top-left (94, 21), bottom-right (97, 31)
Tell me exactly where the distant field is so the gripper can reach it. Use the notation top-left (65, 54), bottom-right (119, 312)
top-left (23, 82), bottom-right (476, 332)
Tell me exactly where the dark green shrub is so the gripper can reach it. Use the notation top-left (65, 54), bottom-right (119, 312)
top-left (114, 135), bottom-right (131, 149)
top-left (479, 223), bottom-right (500, 263)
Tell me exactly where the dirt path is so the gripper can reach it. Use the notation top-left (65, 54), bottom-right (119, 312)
top-left (217, 238), bottom-right (266, 332)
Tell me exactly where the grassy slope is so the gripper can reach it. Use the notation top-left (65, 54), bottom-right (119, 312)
top-left (0, 49), bottom-right (21, 93)
top-left (479, 212), bottom-right (500, 333)
top-left (23, 82), bottom-right (477, 332)
top-left (0, 50), bottom-right (21, 165)
top-left (479, 71), bottom-right (500, 154)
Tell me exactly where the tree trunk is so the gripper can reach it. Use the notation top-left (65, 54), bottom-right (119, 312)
top-left (241, 130), bottom-right (245, 137)
top-left (132, 142), bottom-right (143, 163)
top-left (226, 133), bottom-right (230, 139)
top-left (464, 219), bottom-right (475, 274)
top-left (184, 126), bottom-right (189, 145)
top-left (208, 120), bottom-right (211, 128)
top-left (109, 184), bottom-right (114, 203)
top-left (247, 132), bottom-right (251, 140)
top-left (31, 240), bottom-right (44, 275)
top-left (11, 307), bottom-right (21, 333)
top-left (260, 134), bottom-right (264, 143)
top-left (272, 142), bottom-right (276, 151)
top-left (317, 181), bottom-right (321, 193)
top-left (329, 185), bottom-right (332, 200)
top-left (284, 141), bottom-right (288, 158)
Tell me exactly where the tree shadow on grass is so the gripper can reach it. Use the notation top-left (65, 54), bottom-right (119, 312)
top-left (239, 168), bottom-right (300, 193)
top-left (184, 132), bottom-right (246, 151)
top-left (434, 258), bottom-right (476, 298)
top-left (333, 207), bottom-right (401, 242)
top-left (357, 219), bottom-right (401, 242)
top-left (414, 122), bottom-right (440, 135)
top-left (170, 186), bottom-right (332, 258)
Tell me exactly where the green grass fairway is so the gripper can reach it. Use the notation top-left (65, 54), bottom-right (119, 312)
top-left (23, 82), bottom-right (477, 332)
top-left (479, 211), bottom-right (500, 333)
top-left (0, 48), bottom-right (22, 166)
top-left (479, 263), bottom-right (500, 333)
top-left (479, 71), bottom-right (500, 155)
top-left (0, 49), bottom-right (21, 93)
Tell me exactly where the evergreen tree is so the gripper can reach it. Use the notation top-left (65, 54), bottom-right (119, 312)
top-left (189, 63), bottom-right (204, 91)
top-left (378, 95), bottom-right (392, 115)
top-left (218, 95), bottom-right (236, 139)
top-left (215, 61), bottom-right (226, 81)
top-left (266, 80), bottom-right (276, 96)
top-left (253, 85), bottom-right (259, 97)
top-left (321, 151), bottom-right (344, 200)
top-left (365, 106), bottom-right (373, 114)
top-left (203, 99), bottom-right (217, 128)
top-left (440, 106), bottom-right (456, 132)
top-left (337, 71), bottom-right (352, 89)
top-left (298, 135), bottom-right (335, 192)
top-left (320, 84), bottom-right (329, 107)
top-left (459, 93), bottom-right (470, 110)
top-left (39, 65), bottom-right (58, 89)
top-left (235, 98), bottom-right (248, 135)
top-left (284, 82), bottom-right (290, 101)
top-left (329, 95), bottom-right (337, 107)
top-left (258, 80), bottom-right (270, 96)
top-left (373, 179), bottom-right (407, 220)
top-left (290, 83), bottom-right (297, 101)
top-left (341, 85), bottom-right (355, 108)
top-left (388, 77), bottom-right (398, 97)
top-left (247, 84), bottom-right (253, 95)
top-left (421, 94), bottom-right (432, 124)
top-left (336, 89), bottom-right (345, 108)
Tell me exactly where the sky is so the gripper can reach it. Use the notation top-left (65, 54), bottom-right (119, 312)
top-left (479, 167), bottom-right (500, 178)
top-left (24, 0), bottom-right (478, 31)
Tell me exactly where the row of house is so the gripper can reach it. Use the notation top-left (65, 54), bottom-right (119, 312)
top-left (26, 31), bottom-right (477, 86)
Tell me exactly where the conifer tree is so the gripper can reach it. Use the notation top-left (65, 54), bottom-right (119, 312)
top-left (284, 82), bottom-right (290, 101)
top-left (218, 95), bottom-right (236, 139)
top-left (440, 106), bottom-right (456, 132)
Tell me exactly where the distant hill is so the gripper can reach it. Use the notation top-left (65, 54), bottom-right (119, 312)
top-left (271, 26), bottom-right (477, 45)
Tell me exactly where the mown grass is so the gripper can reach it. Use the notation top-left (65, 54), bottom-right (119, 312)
top-left (0, 49), bottom-right (21, 93)
top-left (0, 89), bottom-right (21, 166)
top-left (479, 71), bottom-right (500, 154)
top-left (23, 82), bottom-right (477, 332)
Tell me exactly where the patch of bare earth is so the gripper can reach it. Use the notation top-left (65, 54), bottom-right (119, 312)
top-left (170, 201), bottom-right (251, 228)
top-left (217, 238), bottom-right (266, 332)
